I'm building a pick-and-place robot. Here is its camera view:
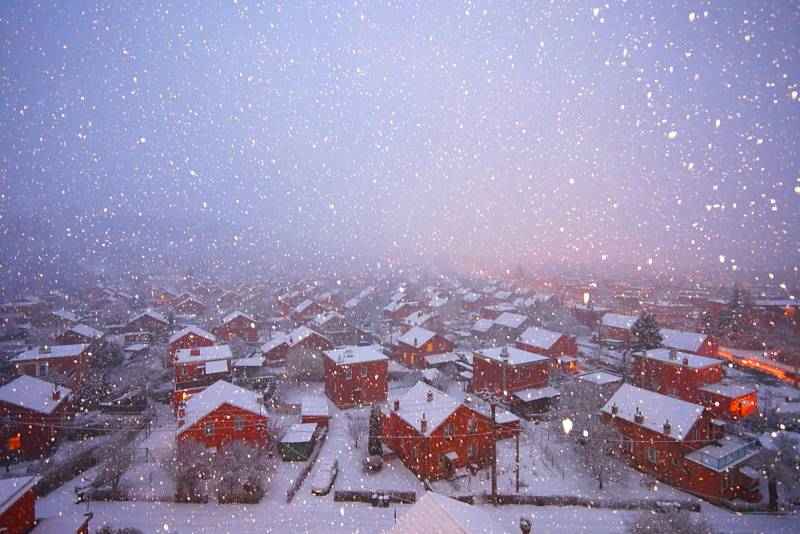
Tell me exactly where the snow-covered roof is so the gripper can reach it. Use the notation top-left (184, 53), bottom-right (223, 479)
top-left (311, 311), bottom-right (344, 327)
top-left (463, 292), bottom-right (481, 303)
top-left (388, 382), bottom-right (463, 436)
top-left (175, 344), bottom-right (233, 364)
top-left (402, 311), bottom-right (433, 327)
top-left (53, 309), bottom-right (79, 322)
top-left (222, 311), bottom-right (255, 325)
top-left (68, 324), bottom-right (103, 339)
top-left (512, 386), bottom-right (560, 402)
top-left (13, 343), bottom-right (88, 362)
top-left (492, 312), bottom-right (527, 329)
top-left (601, 313), bottom-right (637, 330)
top-left (0, 375), bottom-right (71, 414)
top-left (0, 476), bottom-right (40, 517)
top-left (287, 325), bottom-right (330, 347)
top-left (261, 333), bottom-right (289, 352)
top-left (685, 435), bottom-right (761, 473)
top-left (397, 326), bottom-right (437, 348)
top-left (294, 299), bottom-right (315, 314)
top-left (602, 384), bottom-right (705, 441)
top-left (204, 359), bottom-right (230, 375)
top-left (577, 371), bottom-right (623, 386)
top-left (383, 300), bottom-right (409, 312)
top-left (179, 380), bottom-right (263, 432)
top-left (516, 326), bottom-right (563, 350)
top-left (282, 422), bottom-right (318, 443)
top-left (344, 298), bottom-right (360, 309)
top-left (424, 352), bottom-right (462, 366)
top-left (471, 318), bottom-right (494, 333)
top-left (124, 343), bottom-right (149, 352)
top-left (659, 328), bottom-right (710, 353)
top-left (129, 310), bottom-right (167, 325)
top-left (755, 299), bottom-right (800, 308)
top-left (323, 344), bottom-right (388, 365)
top-left (301, 395), bottom-right (329, 418)
top-left (476, 346), bottom-right (549, 366)
top-left (641, 348), bottom-right (722, 369)
top-left (387, 491), bottom-right (506, 534)
top-left (698, 382), bottom-right (757, 399)
top-left (169, 325), bottom-right (217, 345)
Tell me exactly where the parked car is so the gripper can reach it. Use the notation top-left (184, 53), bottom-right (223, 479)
top-left (311, 458), bottom-right (338, 495)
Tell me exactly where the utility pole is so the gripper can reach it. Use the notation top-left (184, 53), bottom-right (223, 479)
top-left (515, 428), bottom-right (520, 493)
top-left (490, 401), bottom-right (497, 505)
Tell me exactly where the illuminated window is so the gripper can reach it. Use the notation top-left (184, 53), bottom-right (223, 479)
top-left (8, 435), bottom-right (20, 450)
top-left (425, 343), bottom-right (433, 351)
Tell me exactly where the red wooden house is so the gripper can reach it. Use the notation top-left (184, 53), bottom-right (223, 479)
top-left (54, 324), bottom-right (103, 345)
top-left (217, 311), bottom-right (258, 343)
top-left (0, 376), bottom-right (72, 462)
top-left (286, 325), bottom-right (335, 355)
top-left (12, 344), bottom-right (90, 391)
top-left (323, 345), bottom-right (389, 408)
top-left (472, 346), bottom-right (551, 395)
top-left (174, 345), bottom-right (234, 408)
top-left (490, 312), bottom-right (529, 344)
top-left (395, 327), bottom-right (454, 369)
top-left (601, 384), bottom-right (761, 503)
top-left (515, 326), bottom-right (579, 372)
top-left (167, 326), bottom-right (217, 368)
top-left (177, 380), bottom-right (268, 449)
top-left (300, 395), bottom-right (330, 428)
top-left (571, 304), bottom-right (611, 328)
top-left (173, 296), bottom-right (207, 316)
top-left (659, 328), bottom-right (719, 357)
top-left (155, 289), bottom-right (178, 306)
top-left (382, 383), bottom-right (497, 480)
top-left (292, 299), bottom-right (325, 320)
top-left (634, 348), bottom-right (757, 420)
top-left (260, 334), bottom-right (290, 367)
top-left (126, 310), bottom-right (169, 334)
top-left (400, 311), bottom-right (440, 334)
top-left (0, 476), bottom-right (38, 534)
top-left (599, 313), bottom-right (637, 342)
top-left (383, 300), bottom-right (415, 322)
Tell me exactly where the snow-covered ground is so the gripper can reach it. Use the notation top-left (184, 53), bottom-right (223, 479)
top-left (33, 378), bottom-right (799, 533)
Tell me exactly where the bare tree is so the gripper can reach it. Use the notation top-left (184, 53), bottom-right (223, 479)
top-left (627, 510), bottom-right (716, 534)
top-left (345, 411), bottom-right (369, 450)
top-left (285, 347), bottom-right (324, 382)
top-left (752, 433), bottom-right (800, 510)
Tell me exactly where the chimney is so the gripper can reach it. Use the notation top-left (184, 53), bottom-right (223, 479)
top-left (634, 407), bottom-right (645, 424)
top-left (501, 346), bottom-right (509, 361)
top-left (682, 356), bottom-right (689, 366)
top-left (669, 349), bottom-right (678, 360)
top-left (52, 386), bottom-right (60, 401)
top-left (190, 348), bottom-right (201, 356)
top-left (611, 403), bottom-right (618, 415)
top-left (393, 399), bottom-right (400, 411)
top-left (663, 419), bottom-right (671, 435)
top-left (420, 413), bottom-right (427, 434)
top-left (40, 345), bottom-right (51, 354)
top-left (426, 390), bottom-right (434, 402)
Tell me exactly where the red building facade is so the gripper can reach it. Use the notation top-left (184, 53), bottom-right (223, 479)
top-left (167, 326), bottom-right (216, 368)
top-left (323, 346), bottom-right (389, 408)
top-left (217, 312), bottom-right (258, 343)
top-left (472, 346), bottom-right (550, 395)
top-left (12, 344), bottom-right (90, 391)
top-left (395, 327), bottom-right (454, 369)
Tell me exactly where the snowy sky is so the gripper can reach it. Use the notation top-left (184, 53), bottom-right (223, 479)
top-left (1, 1), bottom-right (798, 278)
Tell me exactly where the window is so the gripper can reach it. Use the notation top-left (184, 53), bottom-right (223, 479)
top-left (360, 366), bottom-right (367, 378)
top-left (411, 445), bottom-right (418, 461)
top-left (671, 455), bottom-right (682, 467)
top-left (36, 362), bottom-right (48, 377)
top-left (204, 421), bottom-right (214, 436)
top-left (467, 418), bottom-right (477, 433)
top-left (646, 447), bottom-right (659, 464)
top-left (468, 442), bottom-right (477, 458)
top-left (345, 368), bottom-right (353, 380)
top-left (444, 423), bottom-right (454, 439)
top-left (425, 342), bottom-right (433, 352)
top-left (622, 437), bottom-right (633, 453)
top-left (234, 416), bottom-right (244, 431)
top-left (8, 435), bottom-right (20, 450)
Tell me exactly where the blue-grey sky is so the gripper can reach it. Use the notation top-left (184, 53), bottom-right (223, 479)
top-left (1, 1), bottom-right (798, 280)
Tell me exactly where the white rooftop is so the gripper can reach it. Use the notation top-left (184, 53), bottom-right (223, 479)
top-left (602, 383), bottom-right (705, 441)
top-left (175, 344), bottom-right (233, 364)
top-left (577, 371), bottom-right (623, 386)
top-left (301, 395), bottom-right (330, 418)
top-left (388, 491), bottom-right (506, 534)
top-left (129, 310), bottom-right (167, 324)
top-left (475, 346), bottom-right (549, 366)
top-left (493, 312), bottom-right (527, 329)
top-left (68, 324), bottom-right (103, 339)
top-left (222, 310), bottom-right (255, 325)
top-left (0, 375), bottom-right (71, 414)
top-left (388, 382), bottom-right (462, 436)
top-left (512, 385), bottom-right (560, 402)
top-left (13, 343), bottom-right (88, 362)
top-left (323, 344), bottom-right (388, 365)
top-left (601, 313), bottom-right (637, 330)
top-left (0, 476), bottom-right (40, 517)
top-left (660, 328), bottom-right (710, 353)
top-left (283, 422), bottom-right (318, 443)
top-left (397, 326), bottom-right (437, 349)
top-left (471, 318), bottom-right (494, 333)
top-left (179, 380), bottom-right (263, 432)
top-left (516, 326), bottom-right (563, 350)
top-left (169, 325), bottom-right (217, 345)
top-left (641, 348), bottom-right (722, 370)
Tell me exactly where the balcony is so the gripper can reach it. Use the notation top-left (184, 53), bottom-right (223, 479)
top-left (685, 435), bottom-right (760, 472)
